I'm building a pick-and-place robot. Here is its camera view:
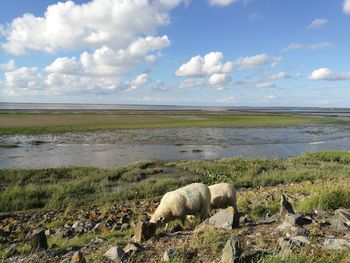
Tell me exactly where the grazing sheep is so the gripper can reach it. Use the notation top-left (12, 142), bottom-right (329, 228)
top-left (149, 183), bottom-right (211, 225)
top-left (209, 183), bottom-right (237, 209)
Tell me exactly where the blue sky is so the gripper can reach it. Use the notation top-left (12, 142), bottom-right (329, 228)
top-left (0, 0), bottom-right (350, 106)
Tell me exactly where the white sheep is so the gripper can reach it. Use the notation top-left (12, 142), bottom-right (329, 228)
top-left (149, 183), bottom-right (211, 225)
top-left (209, 183), bottom-right (237, 210)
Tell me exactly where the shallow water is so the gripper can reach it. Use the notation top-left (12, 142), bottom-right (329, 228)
top-left (1, 125), bottom-right (350, 168)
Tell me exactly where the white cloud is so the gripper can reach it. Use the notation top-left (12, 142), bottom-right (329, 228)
top-left (129, 73), bottom-right (150, 90)
top-left (306, 18), bottom-right (328, 30)
top-left (264, 95), bottom-right (276, 99)
top-left (235, 53), bottom-right (281, 69)
top-left (0, 59), bottom-right (16, 71)
top-left (1, 0), bottom-right (184, 55)
top-left (264, 72), bottom-right (289, 80)
top-left (208, 73), bottom-right (231, 86)
top-left (344, 0), bottom-right (350, 14)
top-left (282, 43), bottom-right (303, 52)
top-left (255, 82), bottom-right (275, 88)
top-left (175, 52), bottom-right (233, 77)
top-left (283, 42), bottom-right (333, 52)
top-left (80, 35), bottom-right (170, 76)
top-left (309, 68), bottom-right (350, 81)
top-left (208, 0), bottom-right (238, 6)
top-left (178, 79), bottom-right (205, 89)
top-left (308, 68), bottom-right (332, 80)
top-left (45, 57), bottom-right (81, 75)
top-left (308, 42), bottom-right (334, 50)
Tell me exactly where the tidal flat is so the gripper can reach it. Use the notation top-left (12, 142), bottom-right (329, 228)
top-left (1, 110), bottom-right (350, 168)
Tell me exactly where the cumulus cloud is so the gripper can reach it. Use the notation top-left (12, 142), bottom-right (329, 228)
top-left (306, 18), bottom-right (328, 30)
top-left (1, 0), bottom-right (184, 55)
top-left (208, 0), bottom-right (238, 6)
top-left (175, 52), bottom-right (233, 77)
top-left (81, 35), bottom-right (170, 76)
top-left (45, 57), bottom-right (81, 75)
top-left (309, 68), bottom-right (350, 81)
top-left (208, 73), bottom-right (231, 86)
top-left (0, 59), bottom-right (16, 71)
top-left (234, 53), bottom-right (281, 69)
top-left (129, 73), bottom-right (150, 91)
top-left (344, 0), bottom-right (350, 14)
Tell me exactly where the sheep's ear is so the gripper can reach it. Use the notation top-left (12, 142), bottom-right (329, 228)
top-left (159, 216), bottom-right (165, 222)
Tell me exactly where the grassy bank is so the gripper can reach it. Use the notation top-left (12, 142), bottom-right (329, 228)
top-left (0, 111), bottom-right (333, 135)
top-left (1, 151), bottom-right (350, 213)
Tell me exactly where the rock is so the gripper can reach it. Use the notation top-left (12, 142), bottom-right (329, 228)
top-left (72, 221), bottom-right (81, 229)
top-left (278, 236), bottom-right (310, 249)
top-left (323, 238), bottom-right (350, 250)
top-left (284, 226), bottom-right (309, 238)
top-left (334, 209), bottom-right (350, 225)
top-left (45, 229), bottom-right (54, 236)
top-left (280, 194), bottom-right (295, 217)
top-left (119, 214), bottom-right (130, 224)
top-left (56, 228), bottom-right (75, 238)
top-left (123, 243), bottom-right (141, 254)
top-left (30, 229), bottom-right (48, 252)
top-left (285, 214), bottom-right (313, 227)
top-left (169, 224), bottom-right (183, 233)
top-left (330, 219), bottom-right (349, 230)
top-left (71, 251), bottom-right (86, 263)
top-left (221, 237), bottom-right (243, 263)
top-left (133, 221), bottom-right (157, 243)
top-left (239, 215), bottom-right (254, 226)
top-left (163, 248), bottom-right (176, 261)
top-left (208, 207), bottom-right (240, 230)
top-left (121, 223), bottom-right (130, 230)
top-left (104, 246), bottom-right (127, 262)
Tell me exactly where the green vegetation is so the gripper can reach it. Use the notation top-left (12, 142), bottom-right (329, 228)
top-left (177, 151), bottom-right (350, 188)
top-left (0, 161), bottom-right (197, 212)
top-left (1, 151), bottom-right (350, 215)
top-left (0, 111), bottom-right (330, 135)
top-left (260, 251), bottom-right (350, 263)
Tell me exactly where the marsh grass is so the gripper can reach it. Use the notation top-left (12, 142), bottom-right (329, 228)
top-left (0, 112), bottom-right (327, 135)
top-left (1, 151), bottom-right (350, 213)
top-left (0, 161), bottom-right (196, 212)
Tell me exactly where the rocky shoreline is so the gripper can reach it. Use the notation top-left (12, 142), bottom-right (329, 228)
top-left (1, 193), bottom-right (350, 262)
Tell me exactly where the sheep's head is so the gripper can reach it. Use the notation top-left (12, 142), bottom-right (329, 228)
top-left (149, 215), bottom-right (166, 225)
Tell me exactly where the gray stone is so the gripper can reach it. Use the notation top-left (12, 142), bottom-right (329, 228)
top-left (123, 243), bottom-right (141, 254)
top-left (30, 229), bottom-right (48, 253)
top-left (280, 194), bottom-right (295, 217)
top-left (221, 237), bottom-right (243, 263)
top-left (334, 209), bottom-right (350, 225)
top-left (208, 207), bottom-right (240, 230)
top-left (330, 219), bottom-right (349, 230)
top-left (278, 236), bottom-right (309, 249)
top-left (72, 221), bottom-right (81, 229)
top-left (121, 223), bottom-right (130, 230)
top-left (70, 251), bottom-right (86, 263)
top-left (133, 221), bottom-right (157, 243)
top-left (323, 238), bottom-right (350, 250)
top-left (284, 226), bottom-right (309, 238)
top-left (285, 214), bottom-right (313, 227)
top-left (104, 246), bottom-right (127, 262)
top-left (163, 248), bottom-right (176, 261)
top-left (239, 215), bottom-right (254, 226)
